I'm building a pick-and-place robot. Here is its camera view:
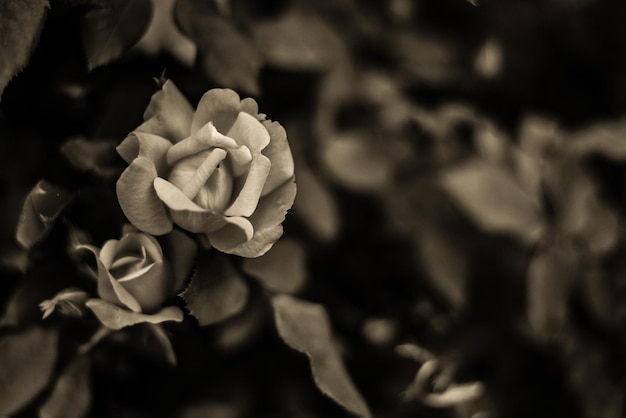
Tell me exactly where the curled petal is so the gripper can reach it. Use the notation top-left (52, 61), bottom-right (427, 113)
top-left (261, 120), bottom-right (294, 196)
top-left (227, 178), bottom-right (296, 257)
top-left (117, 261), bottom-right (170, 313)
top-left (166, 122), bottom-right (237, 166)
top-left (153, 178), bottom-right (227, 233)
top-left (117, 156), bottom-right (173, 235)
top-left (240, 97), bottom-right (259, 116)
top-left (227, 145), bottom-right (252, 177)
top-left (191, 88), bottom-right (242, 134)
top-left (116, 232), bottom-right (164, 263)
top-left (136, 80), bottom-right (194, 143)
top-left (224, 154), bottom-right (271, 217)
top-left (86, 299), bottom-right (184, 330)
top-left (116, 132), bottom-right (172, 174)
top-left (225, 112), bottom-right (270, 153)
top-left (207, 216), bottom-right (254, 253)
top-left (99, 240), bottom-right (119, 270)
top-left (94, 255), bottom-right (142, 312)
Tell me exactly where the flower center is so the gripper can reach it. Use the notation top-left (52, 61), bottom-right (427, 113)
top-left (168, 148), bottom-right (234, 213)
top-left (109, 247), bottom-right (151, 279)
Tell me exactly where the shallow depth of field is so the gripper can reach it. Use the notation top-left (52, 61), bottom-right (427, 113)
top-left (2, 1), bottom-right (626, 417)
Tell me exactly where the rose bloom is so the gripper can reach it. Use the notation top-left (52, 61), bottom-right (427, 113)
top-left (116, 81), bottom-right (296, 258)
top-left (81, 225), bottom-right (196, 330)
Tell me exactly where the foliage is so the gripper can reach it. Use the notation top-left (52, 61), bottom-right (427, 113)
top-left (2, 0), bottom-right (626, 417)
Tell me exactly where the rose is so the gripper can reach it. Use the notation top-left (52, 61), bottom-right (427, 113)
top-left (116, 81), bottom-right (296, 258)
top-left (79, 225), bottom-right (196, 330)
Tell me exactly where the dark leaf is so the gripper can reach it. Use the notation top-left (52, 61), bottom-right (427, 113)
top-left (253, 9), bottom-right (341, 72)
top-left (242, 237), bottom-right (307, 293)
top-left (176, 0), bottom-right (261, 94)
top-left (16, 180), bottom-right (73, 250)
top-left (181, 253), bottom-right (249, 326)
top-left (292, 164), bottom-right (340, 242)
top-left (321, 134), bottom-right (393, 192)
top-left (133, 0), bottom-right (196, 66)
top-left (82, 0), bottom-right (153, 70)
top-left (526, 246), bottom-right (576, 338)
top-left (440, 159), bottom-right (544, 244)
top-left (60, 137), bottom-right (121, 178)
top-left (0, 327), bottom-right (59, 415)
top-left (0, 0), bottom-right (48, 99)
top-left (272, 294), bottom-right (372, 418)
top-left (39, 357), bottom-right (91, 418)
top-left (413, 224), bottom-right (467, 310)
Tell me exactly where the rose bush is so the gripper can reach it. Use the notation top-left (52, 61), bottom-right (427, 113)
top-left (77, 225), bottom-right (196, 330)
top-left (116, 81), bottom-right (296, 257)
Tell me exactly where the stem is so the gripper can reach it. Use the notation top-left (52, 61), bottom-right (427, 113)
top-left (77, 326), bottom-right (111, 356)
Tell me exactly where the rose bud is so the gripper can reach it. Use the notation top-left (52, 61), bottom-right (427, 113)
top-left (116, 81), bottom-right (296, 257)
top-left (78, 225), bottom-right (196, 330)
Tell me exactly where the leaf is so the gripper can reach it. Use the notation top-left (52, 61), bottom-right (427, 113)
top-left (180, 253), bottom-right (249, 326)
top-left (16, 180), bottom-right (73, 250)
top-left (0, 0), bottom-right (49, 99)
top-left (39, 357), bottom-right (91, 418)
top-left (82, 0), bottom-right (153, 70)
top-left (322, 134), bottom-right (393, 192)
top-left (440, 159), bottom-right (544, 244)
top-left (0, 327), bottom-right (59, 415)
top-left (242, 237), bottom-right (307, 293)
top-left (253, 9), bottom-right (341, 72)
top-left (133, 0), bottom-right (196, 66)
top-left (176, 0), bottom-right (261, 94)
top-left (292, 163), bottom-right (340, 241)
top-left (569, 118), bottom-right (626, 160)
top-left (60, 137), bottom-right (121, 178)
top-left (526, 246), bottom-right (576, 338)
top-left (272, 294), bottom-right (372, 418)
top-left (413, 224), bottom-right (467, 310)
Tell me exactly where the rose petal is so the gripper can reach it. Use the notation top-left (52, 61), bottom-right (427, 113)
top-left (261, 120), bottom-right (294, 196)
top-left (117, 156), bottom-right (173, 235)
top-left (99, 239), bottom-right (119, 269)
top-left (117, 261), bottom-right (170, 313)
top-left (240, 97), bottom-right (259, 116)
top-left (225, 112), bottom-right (270, 153)
top-left (224, 154), bottom-right (271, 217)
top-left (115, 232), bottom-right (163, 263)
top-left (86, 299), bottom-right (184, 330)
top-left (207, 216), bottom-right (254, 253)
top-left (136, 80), bottom-right (194, 143)
top-left (94, 256), bottom-right (142, 312)
top-left (116, 132), bottom-right (172, 174)
top-left (227, 178), bottom-right (296, 257)
top-left (121, 224), bottom-right (140, 236)
top-left (191, 88), bottom-right (242, 134)
top-left (227, 145), bottom-right (252, 177)
top-left (153, 178), bottom-right (227, 233)
top-left (166, 122), bottom-right (237, 165)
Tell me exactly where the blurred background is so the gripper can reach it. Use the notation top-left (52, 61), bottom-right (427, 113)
top-left (3, 0), bottom-right (626, 417)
